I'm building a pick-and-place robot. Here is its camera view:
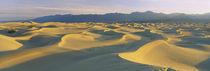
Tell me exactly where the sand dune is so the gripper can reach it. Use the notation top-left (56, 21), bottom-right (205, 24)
top-left (0, 35), bottom-right (22, 51)
top-left (119, 40), bottom-right (209, 71)
top-left (58, 33), bottom-right (141, 50)
top-left (0, 22), bottom-right (209, 71)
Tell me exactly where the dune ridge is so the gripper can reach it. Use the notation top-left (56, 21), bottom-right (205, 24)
top-left (58, 33), bottom-right (141, 50)
top-left (0, 22), bottom-right (209, 71)
top-left (119, 40), bottom-right (209, 71)
top-left (119, 23), bottom-right (210, 71)
top-left (0, 22), bottom-right (142, 70)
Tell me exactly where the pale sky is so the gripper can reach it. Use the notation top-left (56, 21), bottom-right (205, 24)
top-left (1, 0), bottom-right (210, 21)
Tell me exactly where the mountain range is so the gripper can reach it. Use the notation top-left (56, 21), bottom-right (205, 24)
top-left (3, 11), bottom-right (210, 23)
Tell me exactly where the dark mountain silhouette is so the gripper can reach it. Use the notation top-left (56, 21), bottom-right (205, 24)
top-left (3, 11), bottom-right (210, 23)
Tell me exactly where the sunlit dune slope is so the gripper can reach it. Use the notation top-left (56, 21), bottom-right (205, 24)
top-left (58, 33), bottom-right (141, 50)
top-left (0, 22), bottom-right (142, 70)
top-left (0, 35), bottom-right (22, 51)
top-left (119, 40), bottom-right (209, 71)
top-left (119, 23), bottom-right (210, 71)
top-left (0, 22), bottom-right (209, 71)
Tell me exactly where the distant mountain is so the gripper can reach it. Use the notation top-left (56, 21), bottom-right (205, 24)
top-left (4, 11), bottom-right (210, 23)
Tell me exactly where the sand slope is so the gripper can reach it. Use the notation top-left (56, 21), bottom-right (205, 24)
top-left (119, 40), bottom-right (209, 71)
top-left (0, 35), bottom-right (22, 51)
top-left (58, 33), bottom-right (141, 50)
top-left (0, 22), bottom-right (209, 71)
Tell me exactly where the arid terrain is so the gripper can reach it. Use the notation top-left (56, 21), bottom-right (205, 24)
top-left (0, 22), bottom-right (210, 71)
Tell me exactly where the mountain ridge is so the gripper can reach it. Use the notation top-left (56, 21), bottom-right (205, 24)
top-left (2, 11), bottom-right (210, 23)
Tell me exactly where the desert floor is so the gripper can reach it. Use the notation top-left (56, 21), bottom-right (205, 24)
top-left (0, 22), bottom-right (210, 71)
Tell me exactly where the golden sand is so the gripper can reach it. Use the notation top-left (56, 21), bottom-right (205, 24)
top-left (0, 22), bottom-right (209, 71)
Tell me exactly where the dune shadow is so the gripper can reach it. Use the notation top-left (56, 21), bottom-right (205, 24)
top-left (0, 29), bottom-right (32, 37)
top-left (175, 37), bottom-right (210, 50)
top-left (90, 30), bottom-right (124, 41)
top-left (133, 30), bottom-right (164, 40)
top-left (18, 35), bottom-right (63, 49)
top-left (196, 58), bottom-right (210, 71)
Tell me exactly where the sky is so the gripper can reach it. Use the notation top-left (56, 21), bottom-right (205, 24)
top-left (1, 0), bottom-right (210, 21)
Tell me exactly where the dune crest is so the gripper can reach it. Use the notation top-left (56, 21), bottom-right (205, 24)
top-left (0, 22), bottom-right (142, 69)
top-left (58, 33), bottom-right (141, 50)
top-left (119, 40), bottom-right (209, 71)
top-left (0, 22), bottom-right (209, 71)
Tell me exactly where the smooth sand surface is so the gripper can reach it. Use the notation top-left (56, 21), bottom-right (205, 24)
top-left (0, 35), bottom-right (22, 51)
top-left (119, 40), bottom-right (208, 71)
top-left (0, 22), bottom-right (210, 71)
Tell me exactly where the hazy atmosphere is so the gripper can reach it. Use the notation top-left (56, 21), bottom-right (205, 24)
top-left (1, 0), bottom-right (210, 21)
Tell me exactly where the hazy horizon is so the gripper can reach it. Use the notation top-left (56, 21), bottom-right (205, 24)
top-left (1, 0), bottom-right (210, 21)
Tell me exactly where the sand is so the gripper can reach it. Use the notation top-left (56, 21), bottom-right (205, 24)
top-left (0, 22), bottom-right (209, 71)
top-left (0, 35), bottom-right (22, 51)
top-left (119, 40), bottom-right (208, 71)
